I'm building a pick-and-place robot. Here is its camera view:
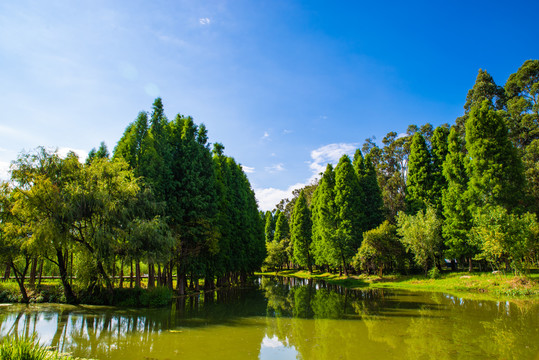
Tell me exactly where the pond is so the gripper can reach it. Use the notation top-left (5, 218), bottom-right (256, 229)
top-left (0, 276), bottom-right (538, 359)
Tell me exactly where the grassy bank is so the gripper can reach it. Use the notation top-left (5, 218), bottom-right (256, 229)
top-left (0, 335), bottom-right (92, 360)
top-left (256, 270), bottom-right (539, 302)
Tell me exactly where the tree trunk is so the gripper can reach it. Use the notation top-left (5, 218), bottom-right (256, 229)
top-left (157, 264), bottom-right (162, 286)
top-left (167, 262), bottom-right (173, 289)
top-left (56, 248), bottom-right (77, 304)
top-left (29, 257), bottom-right (38, 287)
top-left (468, 258), bottom-right (473, 272)
top-left (148, 263), bottom-right (155, 289)
top-left (129, 260), bottom-right (133, 288)
top-left (177, 264), bottom-right (185, 295)
top-left (3, 263), bottom-right (10, 281)
top-left (37, 259), bottom-right (44, 286)
top-left (10, 260), bottom-right (29, 303)
top-left (135, 261), bottom-right (141, 288)
top-left (119, 258), bottom-right (124, 289)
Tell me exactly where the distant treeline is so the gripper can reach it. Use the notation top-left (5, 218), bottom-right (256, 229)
top-left (265, 60), bottom-right (539, 276)
top-left (0, 99), bottom-right (265, 303)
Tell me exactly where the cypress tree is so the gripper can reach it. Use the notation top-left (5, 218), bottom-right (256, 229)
top-left (465, 100), bottom-right (524, 211)
top-left (442, 126), bottom-right (476, 266)
top-left (406, 132), bottom-right (431, 214)
top-left (430, 125), bottom-right (450, 216)
top-left (291, 190), bottom-right (313, 272)
top-left (334, 155), bottom-right (363, 275)
top-left (361, 153), bottom-right (384, 231)
top-left (274, 211), bottom-right (289, 242)
top-left (310, 164), bottom-right (337, 269)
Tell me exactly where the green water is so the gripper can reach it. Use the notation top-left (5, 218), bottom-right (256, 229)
top-left (0, 277), bottom-right (538, 359)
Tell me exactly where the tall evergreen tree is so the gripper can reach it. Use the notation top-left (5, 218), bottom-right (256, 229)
top-left (291, 190), bottom-right (313, 272)
top-left (274, 211), bottom-right (289, 242)
top-left (264, 211), bottom-right (277, 243)
top-left (406, 132), bottom-right (431, 214)
top-left (442, 126), bottom-right (476, 267)
top-left (465, 100), bottom-right (524, 211)
top-left (334, 155), bottom-right (363, 275)
top-left (430, 125), bottom-right (450, 216)
top-left (310, 164), bottom-right (337, 269)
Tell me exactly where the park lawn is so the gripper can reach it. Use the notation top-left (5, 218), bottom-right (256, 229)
top-left (256, 270), bottom-right (539, 302)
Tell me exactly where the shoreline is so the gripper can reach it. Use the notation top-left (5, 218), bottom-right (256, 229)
top-left (256, 270), bottom-right (539, 303)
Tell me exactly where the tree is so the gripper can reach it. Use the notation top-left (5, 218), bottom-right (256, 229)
top-left (334, 155), bottom-right (363, 275)
top-left (465, 100), bottom-right (524, 211)
top-left (456, 69), bottom-right (506, 135)
top-left (353, 150), bottom-right (383, 232)
top-left (429, 125), bottom-right (450, 216)
top-left (311, 164), bottom-right (337, 269)
top-left (471, 205), bottom-right (539, 274)
top-left (274, 212), bottom-right (289, 242)
top-left (505, 59), bottom-right (539, 149)
top-left (406, 132), bottom-right (431, 214)
top-left (264, 211), bottom-right (277, 243)
top-left (442, 127), bottom-right (476, 269)
top-left (397, 206), bottom-right (442, 276)
top-left (352, 221), bottom-right (405, 276)
top-left (290, 190), bottom-right (313, 272)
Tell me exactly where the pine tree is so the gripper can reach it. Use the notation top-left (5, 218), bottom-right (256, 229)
top-left (274, 212), bottom-right (289, 242)
top-left (406, 132), bottom-right (431, 214)
top-left (361, 153), bottom-right (384, 231)
top-left (291, 190), bottom-right (313, 272)
top-left (264, 211), bottom-right (276, 243)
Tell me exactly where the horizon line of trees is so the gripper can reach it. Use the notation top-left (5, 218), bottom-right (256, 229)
top-left (264, 59), bottom-right (539, 276)
top-left (0, 98), bottom-right (266, 303)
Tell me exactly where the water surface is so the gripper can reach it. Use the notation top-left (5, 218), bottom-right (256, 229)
top-left (0, 277), bottom-right (538, 359)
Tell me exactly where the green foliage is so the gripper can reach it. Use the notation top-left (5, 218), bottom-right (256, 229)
top-left (273, 211), bottom-right (289, 242)
top-left (465, 100), bottom-right (524, 211)
top-left (442, 126), bottom-right (476, 260)
top-left (471, 206), bottom-right (539, 274)
top-left (523, 139), bottom-right (539, 214)
top-left (334, 155), bottom-right (364, 272)
top-left (290, 190), bottom-right (312, 270)
top-left (0, 334), bottom-right (76, 360)
top-left (264, 240), bottom-right (287, 270)
top-left (352, 221), bottom-right (405, 275)
top-left (428, 266), bottom-right (441, 279)
top-left (406, 132), bottom-right (431, 213)
top-left (429, 125), bottom-right (450, 216)
top-left (397, 206), bottom-right (442, 275)
top-left (354, 150), bottom-right (384, 231)
top-left (311, 164), bottom-right (338, 267)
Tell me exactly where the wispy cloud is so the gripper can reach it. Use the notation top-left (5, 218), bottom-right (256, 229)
top-left (261, 131), bottom-right (270, 140)
top-left (0, 161), bottom-right (10, 181)
top-left (309, 142), bottom-right (359, 177)
top-left (283, 129), bottom-right (293, 134)
top-left (265, 163), bottom-right (284, 173)
top-left (241, 165), bottom-right (255, 173)
top-left (199, 17), bottom-right (211, 25)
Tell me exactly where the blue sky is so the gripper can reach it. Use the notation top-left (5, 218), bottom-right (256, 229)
top-left (1, 0), bottom-right (538, 210)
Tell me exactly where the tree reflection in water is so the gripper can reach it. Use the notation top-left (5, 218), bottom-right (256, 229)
top-left (0, 279), bottom-right (537, 360)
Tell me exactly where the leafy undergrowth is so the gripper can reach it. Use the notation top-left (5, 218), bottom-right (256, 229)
top-left (256, 270), bottom-right (539, 302)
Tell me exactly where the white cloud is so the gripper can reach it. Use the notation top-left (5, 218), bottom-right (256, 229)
top-left (265, 163), bottom-right (284, 173)
top-left (241, 165), bottom-right (255, 173)
top-left (283, 129), bottom-right (293, 134)
top-left (254, 142), bottom-right (360, 211)
top-left (255, 182), bottom-right (307, 211)
top-left (261, 131), bottom-right (270, 140)
top-left (309, 142), bottom-right (359, 177)
top-left (261, 335), bottom-right (285, 349)
top-left (57, 147), bottom-right (89, 162)
top-left (199, 17), bottom-right (211, 25)
top-left (0, 161), bottom-right (10, 181)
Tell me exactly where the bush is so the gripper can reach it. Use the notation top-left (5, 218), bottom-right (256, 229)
top-left (428, 267), bottom-right (441, 279)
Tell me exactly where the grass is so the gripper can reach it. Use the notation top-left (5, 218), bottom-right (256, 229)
top-left (256, 269), bottom-right (539, 302)
top-left (0, 335), bottom-right (92, 360)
